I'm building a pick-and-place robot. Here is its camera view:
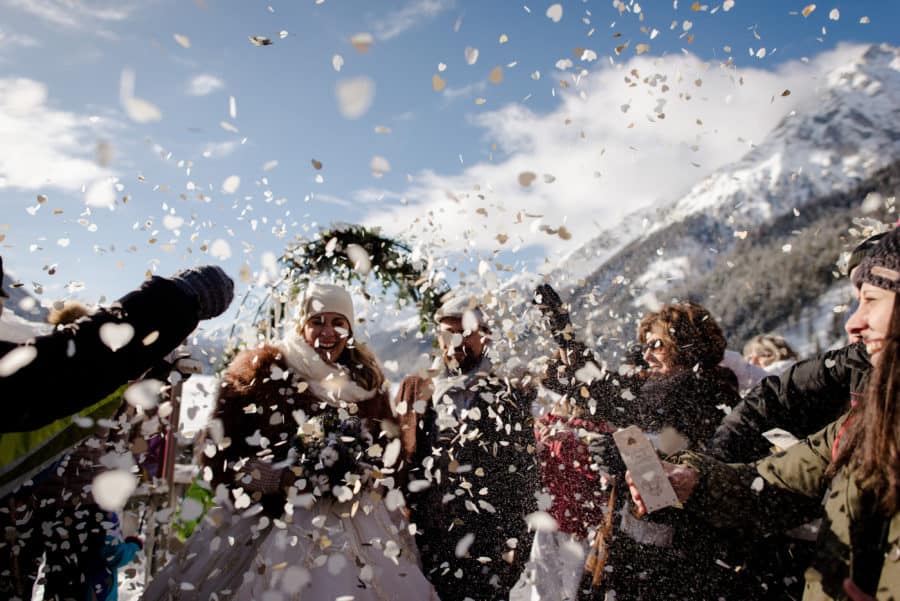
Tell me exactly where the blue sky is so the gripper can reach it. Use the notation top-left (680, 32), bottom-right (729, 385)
top-left (0, 0), bottom-right (897, 329)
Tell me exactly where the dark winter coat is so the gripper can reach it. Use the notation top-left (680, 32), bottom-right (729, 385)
top-left (0, 276), bottom-right (201, 433)
top-left (206, 344), bottom-right (393, 516)
top-left (710, 342), bottom-right (871, 462)
top-left (545, 359), bottom-right (747, 600)
top-left (677, 415), bottom-right (899, 601)
top-left (396, 367), bottom-right (539, 601)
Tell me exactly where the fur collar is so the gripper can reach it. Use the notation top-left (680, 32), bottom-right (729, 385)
top-left (277, 329), bottom-right (377, 407)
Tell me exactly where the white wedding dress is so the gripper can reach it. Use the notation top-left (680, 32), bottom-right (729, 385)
top-left (143, 490), bottom-right (438, 601)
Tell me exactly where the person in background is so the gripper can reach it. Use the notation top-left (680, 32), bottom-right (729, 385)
top-left (630, 233), bottom-right (900, 601)
top-left (396, 295), bottom-right (538, 601)
top-left (742, 333), bottom-right (799, 373)
top-left (0, 261), bottom-right (233, 600)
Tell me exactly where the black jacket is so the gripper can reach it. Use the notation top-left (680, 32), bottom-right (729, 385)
top-left (398, 368), bottom-right (538, 601)
top-left (709, 342), bottom-right (870, 462)
top-left (0, 276), bottom-right (200, 433)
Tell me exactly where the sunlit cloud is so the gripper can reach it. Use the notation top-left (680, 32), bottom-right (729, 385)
top-left (372, 0), bottom-right (454, 41)
top-left (0, 77), bottom-right (115, 192)
top-left (362, 44), bottom-right (868, 256)
top-left (186, 73), bottom-right (225, 96)
top-left (6, 0), bottom-right (142, 34)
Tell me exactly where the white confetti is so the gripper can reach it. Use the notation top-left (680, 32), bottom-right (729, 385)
top-left (345, 243), bottom-right (371, 275)
top-left (229, 95), bottom-right (237, 119)
top-left (124, 379), bottom-right (163, 410)
top-left (828, 8), bottom-right (839, 20)
top-left (174, 33), bottom-right (191, 48)
top-left (163, 215), bottom-right (184, 230)
top-left (92, 469), bottom-right (137, 511)
top-left (332, 54), bottom-right (344, 72)
top-left (222, 175), bottom-right (241, 194)
top-left (282, 566), bottom-right (310, 593)
top-left (525, 511), bottom-right (559, 532)
top-left (455, 533), bottom-right (475, 557)
top-left (119, 69), bottom-right (162, 123)
top-left (465, 46), bottom-right (479, 65)
top-left (546, 3), bottom-right (563, 22)
top-left (210, 238), bottom-right (232, 260)
top-left (0, 346), bottom-right (38, 377)
top-left (99, 322), bottom-right (135, 352)
top-left (85, 179), bottom-right (116, 209)
top-left (384, 488), bottom-right (405, 512)
top-left (382, 438), bottom-right (401, 468)
top-left (751, 477), bottom-right (765, 492)
top-left (336, 77), bottom-right (375, 119)
top-left (370, 155), bottom-right (391, 178)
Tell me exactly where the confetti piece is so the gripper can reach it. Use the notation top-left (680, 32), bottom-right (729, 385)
top-left (332, 54), bottom-right (344, 71)
top-left (174, 33), bottom-right (191, 48)
top-left (93, 470), bottom-right (138, 511)
top-left (279, 30), bottom-right (288, 39)
top-left (85, 179), bottom-right (116, 209)
top-left (248, 35), bottom-right (272, 46)
top-left (350, 32), bottom-right (374, 52)
top-left (374, 125), bottom-right (392, 134)
top-left (229, 96), bottom-right (237, 119)
top-left (119, 69), bottom-right (161, 123)
top-left (801, 4), bottom-right (816, 17)
top-left (488, 66), bottom-right (503, 84)
top-left (370, 155), bottom-right (391, 178)
top-left (518, 172), bottom-right (536, 187)
top-left (525, 511), bottom-right (559, 532)
top-left (210, 238), bottom-right (232, 259)
top-left (636, 43), bottom-right (650, 55)
top-left (546, 3), bottom-right (563, 22)
top-left (465, 46), bottom-right (479, 65)
top-left (311, 159), bottom-right (323, 170)
top-left (222, 175), bottom-right (240, 194)
top-left (782, 89), bottom-right (791, 96)
top-left (336, 77), bottom-right (375, 119)
top-left (859, 15), bottom-right (870, 24)
top-left (124, 379), bottom-right (163, 409)
top-left (99, 323), bottom-right (135, 351)
top-left (0, 346), bottom-right (37, 376)
top-left (723, 0), bottom-right (735, 10)
top-left (432, 74), bottom-right (446, 91)
top-left (346, 243), bottom-right (371, 274)
top-left (455, 533), bottom-right (475, 558)
top-left (499, 33), bottom-right (509, 43)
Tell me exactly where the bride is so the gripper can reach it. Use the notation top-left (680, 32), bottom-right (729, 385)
top-left (143, 282), bottom-right (438, 600)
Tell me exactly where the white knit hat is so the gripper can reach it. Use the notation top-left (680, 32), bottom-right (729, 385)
top-left (297, 282), bottom-right (355, 327)
top-left (434, 294), bottom-right (487, 329)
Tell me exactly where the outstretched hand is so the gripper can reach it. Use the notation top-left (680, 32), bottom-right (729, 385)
top-left (626, 461), bottom-right (699, 517)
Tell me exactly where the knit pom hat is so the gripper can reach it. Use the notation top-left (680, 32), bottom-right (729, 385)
top-left (852, 227), bottom-right (900, 293)
top-left (297, 282), bottom-right (355, 327)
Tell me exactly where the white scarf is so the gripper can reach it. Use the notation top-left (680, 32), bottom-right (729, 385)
top-left (278, 329), bottom-right (377, 407)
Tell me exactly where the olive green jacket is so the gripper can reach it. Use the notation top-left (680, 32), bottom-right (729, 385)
top-left (677, 416), bottom-right (900, 601)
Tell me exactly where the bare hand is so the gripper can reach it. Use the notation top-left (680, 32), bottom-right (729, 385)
top-left (844, 579), bottom-right (876, 601)
top-left (626, 461), bottom-right (699, 518)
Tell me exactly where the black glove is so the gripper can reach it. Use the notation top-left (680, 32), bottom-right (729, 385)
top-left (170, 265), bottom-right (234, 320)
top-left (533, 283), bottom-right (575, 348)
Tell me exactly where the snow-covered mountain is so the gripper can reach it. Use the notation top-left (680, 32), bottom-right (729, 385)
top-left (541, 43), bottom-right (900, 353)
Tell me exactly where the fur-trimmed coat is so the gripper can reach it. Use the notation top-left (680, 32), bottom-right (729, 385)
top-left (205, 344), bottom-right (393, 515)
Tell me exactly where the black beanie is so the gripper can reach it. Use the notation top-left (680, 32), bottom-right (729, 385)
top-left (852, 227), bottom-right (900, 293)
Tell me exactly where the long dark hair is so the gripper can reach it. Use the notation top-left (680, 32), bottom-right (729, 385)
top-left (831, 294), bottom-right (900, 514)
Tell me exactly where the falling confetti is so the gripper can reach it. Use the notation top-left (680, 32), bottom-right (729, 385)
top-left (546, 3), bottom-right (563, 22)
top-left (210, 238), bottom-right (232, 259)
top-left (92, 469), bottom-right (138, 511)
top-left (124, 379), bottom-right (163, 409)
top-left (370, 155), bottom-right (391, 178)
top-left (174, 33), bottom-right (191, 48)
top-left (248, 35), bottom-right (273, 46)
top-left (828, 8), bottom-right (839, 20)
top-left (488, 66), bottom-right (503, 84)
top-left (119, 69), bottom-right (162, 123)
top-left (465, 46), bottom-right (479, 65)
top-left (222, 175), bottom-right (241, 194)
top-left (336, 77), bottom-right (375, 119)
top-left (0, 346), bottom-right (37, 377)
top-left (350, 32), bottom-right (374, 52)
top-left (99, 322), bottom-right (135, 351)
top-left (432, 74), bottom-right (447, 92)
top-left (518, 172), bottom-right (537, 187)
top-left (801, 4), bottom-right (816, 17)
top-left (332, 54), bottom-right (344, 71)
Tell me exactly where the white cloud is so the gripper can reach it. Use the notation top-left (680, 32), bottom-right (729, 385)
top-left (202, 140), bottom-right (238, 159)
top-left (0, 77), bottom-right (114, 191)
top-left (0, 31), bottom-right (40, 48)
top-left (373, 0), bottom-right (454, 41)
top-left (362, 44), bottom-right (868, 255)
top-left (186, 74), bottom-right (225, 97)
top-left (6, 0), bottom-right (141, 33)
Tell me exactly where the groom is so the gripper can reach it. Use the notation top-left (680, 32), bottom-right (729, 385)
top-left (397, 296), bottom-right (537, 601)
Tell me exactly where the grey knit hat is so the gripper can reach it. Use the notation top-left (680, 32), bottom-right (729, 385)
top-left (852, 227), bottom-right (900, 293)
